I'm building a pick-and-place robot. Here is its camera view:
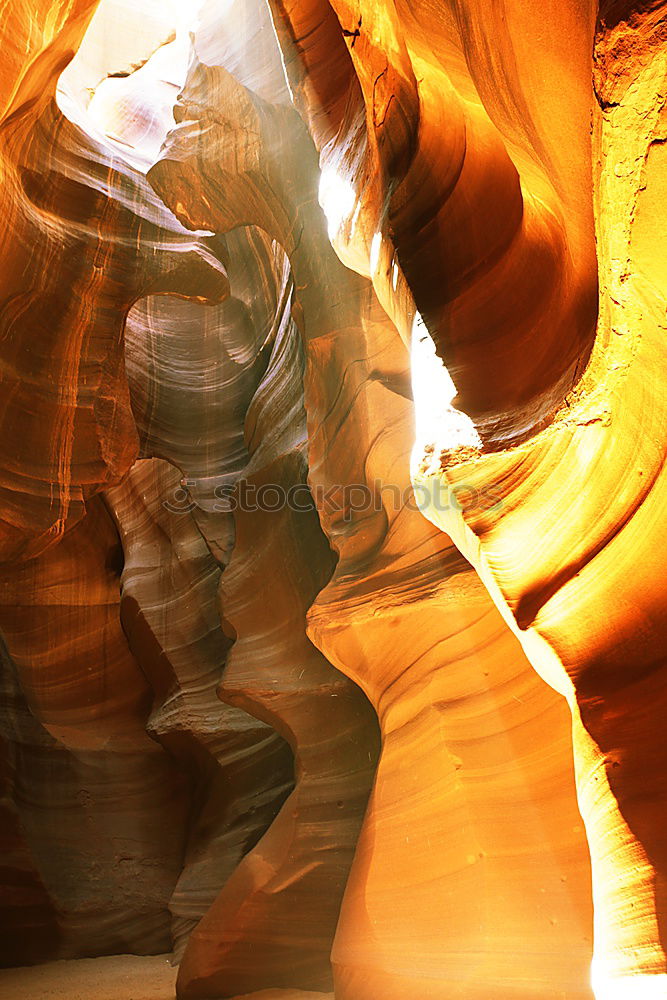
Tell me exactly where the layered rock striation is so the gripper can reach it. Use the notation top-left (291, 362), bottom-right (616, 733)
top-left (0, 2), bottom-right (664, 1000)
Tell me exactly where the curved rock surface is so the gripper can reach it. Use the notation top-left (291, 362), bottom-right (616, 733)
top-left (0, 496), bottom-right (189, 963)
top-left (0, 0), bottom-right (226, 563)
top-left (107, 459), bottom-right (295, 962)
top-left (149, 24), bottom-right (594, 1000)
top-left (0, 2), bottom-right (663, 1000)
top-left (114, 228), bottom-right (302, 960)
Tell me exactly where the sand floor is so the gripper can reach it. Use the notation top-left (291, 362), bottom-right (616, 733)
top-left (0, 955), bottom-right (177, 1000)
top-left (0, 955), bottom-right (335, 1000)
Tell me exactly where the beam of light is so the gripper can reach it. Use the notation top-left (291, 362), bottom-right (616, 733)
top-left (318, 164), bottom-right (356, 241)
top-left (369, 230), bottom-right (382, 274)
top-left (410, 311), bottom-right (482, 475)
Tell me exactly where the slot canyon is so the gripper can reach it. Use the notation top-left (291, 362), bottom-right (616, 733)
top-left (0, 1), bottom-right (664, 998)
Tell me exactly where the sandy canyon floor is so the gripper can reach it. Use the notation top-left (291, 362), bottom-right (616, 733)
top-left (0, 955), bottom-right (334, 1000)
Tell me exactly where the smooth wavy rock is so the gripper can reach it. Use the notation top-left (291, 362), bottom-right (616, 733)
top-left (106, 459), bottom-right (294, 960)
top-left (0, 3), bottom-right (227, 564)
top-left (0, 1), bottom-right (664, 999)
top-left (268, 0), bottom-right (600, 447)
top-left (172, 241), bottom-right (380, 998)
top-left (134, 51), bottom-right (379, 989)
top-left (240, 1), bottom-right (667, 994)
top-left (403, 5), bottom-right (667, 995)
top-left (119, 224), bottom-right (318, 961)
top-left (150, 33), bottom-right (594, 1000)
top-left (124, 227), bottom-right (292, 565)
top-left (0, 496), bottom-right (189, 962)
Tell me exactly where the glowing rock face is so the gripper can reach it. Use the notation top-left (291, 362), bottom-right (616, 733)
top-left (0, 2), bottom-right (664, 1000)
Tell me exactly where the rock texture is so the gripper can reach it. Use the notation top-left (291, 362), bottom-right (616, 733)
top-left (0, 497), bottom-right (190, 963)
top-left (147, 32), bottom-right (594, 997)
top-left (106, 459), bottom-right (295, 962)
top-left (0, 2), bottom-right (664, 1000)
top-left (0, 1), bottom-right (227, 563)
top-left (410, 6), bottom-right (667, 997)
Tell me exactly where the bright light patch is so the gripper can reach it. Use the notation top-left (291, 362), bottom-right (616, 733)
top-left (591, 965), bottom-right (667, 1000)
top-left (370, 231), bottom-right (382, 274)
top-left (166, 0), bottom-right (208, 36)
top-left (318, 165), bottom-right (356, 241)
top-left (411, 312), bottom-right (482, 468)
top-left (58, 0), bottom-right (209, 119)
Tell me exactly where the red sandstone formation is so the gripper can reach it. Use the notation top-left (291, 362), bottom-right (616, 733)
top-left (0, 2), bottom-right (664, 1000)
top-left (148, 50), bottom-right (594, 998)
top-left (0, 496), bottom-right (190, 963)
top-left (0, 0), bottom-right (227, 563)
top-left (107, 459), bottom-right (295, 961)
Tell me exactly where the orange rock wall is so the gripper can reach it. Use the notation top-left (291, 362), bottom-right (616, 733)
top-left (0, 2), bottom-right (664, 999)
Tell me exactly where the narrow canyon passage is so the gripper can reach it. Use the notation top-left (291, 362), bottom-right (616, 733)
top-left (0, 2), bottom-right (664, 1000)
